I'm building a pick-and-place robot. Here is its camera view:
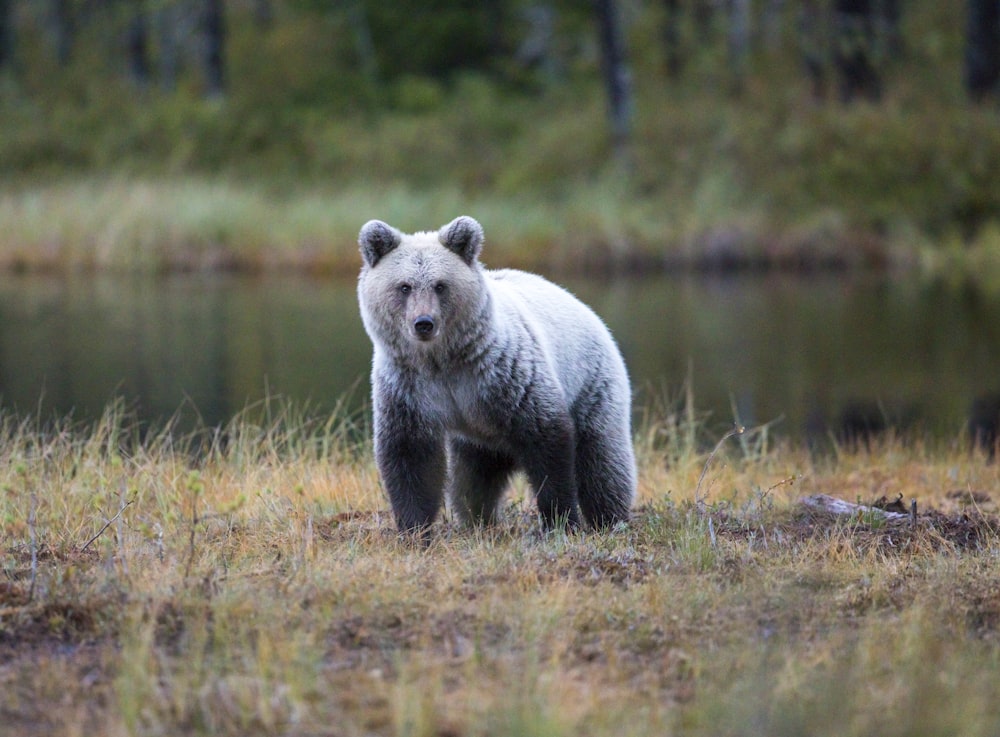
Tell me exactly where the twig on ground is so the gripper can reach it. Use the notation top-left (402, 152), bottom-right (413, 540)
top-left (118, 479), bottom-right (130, 574)
top-left (82, 498), bottom-right (135, 552)
top-left (28, 492), bottom-right (38, 602)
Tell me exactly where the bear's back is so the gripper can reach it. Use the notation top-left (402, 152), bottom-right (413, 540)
top-left (485, 268), bottom-right (628, 403)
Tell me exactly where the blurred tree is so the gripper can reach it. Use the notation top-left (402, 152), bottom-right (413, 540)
top-left (203, 0), bottom-right (225, 97)
top-left (347, 0), bottom-right (378, 85)
top-left (761, 0), bottom-right (786, 50)
top-left (799, 0), bottom-right (900, 102)
top-left (254, 0), bottom-right (272, 28)
top-left (514, 4), bottom-right (558, 82)
top-left (0, 0), bottom-right (12, 71)
top-left (659, 0), bottom-right (719, 80)
top-left (833, 0), bottom-right (883, 102)
top-left (881, 0), bottom-right (901, 54)
top-left (662, 0), bottom-right (682, 78)
top-left (156, 1), bottom-right (182, 91)
top-left (728, 0), bottom-right (750, 94)
top-left (965, 0), bottom-right (1000, 100)
top-left (51, 0), bottom-right (75, 66)
top-left (363, 0), bottom-right (499, 80)
top-left (799, 0), bottom-right (829, 99)
top-left (126, 1), bottom-right (151, 89)
top-left (595, 0), bottom-right (632, 155)
top-left (693, 0), bottom-right (714, 40)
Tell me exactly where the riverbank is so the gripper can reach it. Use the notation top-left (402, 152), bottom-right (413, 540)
top-left (3, 173), bottom-right (1000, 281)
top-left (1, 404), bottom-right (999, 735)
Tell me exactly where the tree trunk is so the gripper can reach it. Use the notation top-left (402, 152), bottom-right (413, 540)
top-left (761, 0), bottom-right (785, 51)
top-left (693, 0), bottom-right (714, 42)
top-left (515, 4), bottom-right (557, 82)
top-left (965, 0), bottom-right (1000, 100)
top-left (0, 0), bottom-right (12, 71)
top-left (799, 0), bottom-right (828, 100)
top-left (253, 0), bottom-right (272, 28)
top-left (203, 0), bottom-right (225, 97)
top-left (833, 0), bottom-right (882, 102)
top-left (595, 0), bottom-right (632, 157)
top-left (728, 0), bottom-right (751, 94)
top-left (127, 2), bottom-right (152, 89)
top-left (157, 1), bottom-right (179, 92)
top-left (53, 0), bottom-right (75, 66)
top-left (882, 0), bottom-right (902, 56)
top-left (347, 0), bottom-right (378, 85)
top-left (662, 0), bottom-right (682, 78)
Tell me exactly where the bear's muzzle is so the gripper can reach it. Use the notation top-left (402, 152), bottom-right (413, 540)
top-left (413, 315), bottom-right (436, 341)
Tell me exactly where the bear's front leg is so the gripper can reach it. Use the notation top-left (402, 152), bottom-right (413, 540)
top-left (375, 427), bottom-right (446, 534)
top-left (373, 391), bottom-right (446, 535)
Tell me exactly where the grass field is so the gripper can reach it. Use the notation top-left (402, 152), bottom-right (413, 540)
top-left (2, 402), bottom-right (999, 736)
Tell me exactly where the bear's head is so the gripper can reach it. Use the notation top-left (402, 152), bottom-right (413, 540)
top-left (357, 216), bottom-right (488, 362)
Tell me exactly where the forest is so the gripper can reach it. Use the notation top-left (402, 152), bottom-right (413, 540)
top-left (0, 0), bottom-right (999, 274)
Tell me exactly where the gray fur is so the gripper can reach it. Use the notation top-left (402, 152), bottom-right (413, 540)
top-left (357, 216), bottom-right (636, 535)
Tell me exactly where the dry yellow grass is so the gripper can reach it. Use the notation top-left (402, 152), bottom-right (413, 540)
top-left (2, 402), bottom-right (999, 736)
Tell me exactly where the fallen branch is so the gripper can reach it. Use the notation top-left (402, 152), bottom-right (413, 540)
top-left (800, 493), bottom-right (911, 522)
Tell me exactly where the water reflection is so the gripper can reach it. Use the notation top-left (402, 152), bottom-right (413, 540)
top-left (0, 274), bottom-right (371, 430)
top-left (572, 273), bottom-right (1000, 442)
top-left (1, 272), bottom-right (999, 443)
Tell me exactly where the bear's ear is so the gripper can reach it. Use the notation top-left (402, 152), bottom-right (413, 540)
top-left (359, 220), bottom-right (402, 267)
top-left (438, 216), bottom-right (484, 265)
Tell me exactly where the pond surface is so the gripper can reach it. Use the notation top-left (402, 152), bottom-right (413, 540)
top-left (2, 272), bottom-right (999, 444)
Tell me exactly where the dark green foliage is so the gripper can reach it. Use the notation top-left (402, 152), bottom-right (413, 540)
top-left (364, 0), bottom-right (500, 80)
top-left (0, 0), bottom-right (999, 257)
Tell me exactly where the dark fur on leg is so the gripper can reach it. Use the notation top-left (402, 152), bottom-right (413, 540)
top-left (517, 417), bottom-right (581, 531)
top-left (375, 432), bottom-right (446, 535)
top-left (575, 427), bottom-right (633, 529)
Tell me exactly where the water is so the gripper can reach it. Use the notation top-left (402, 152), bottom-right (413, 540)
top-left (2, 272), bottom-right (999, 443)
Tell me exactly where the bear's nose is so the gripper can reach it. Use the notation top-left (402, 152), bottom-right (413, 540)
top-left (413, 315), bottom-right (435, 339)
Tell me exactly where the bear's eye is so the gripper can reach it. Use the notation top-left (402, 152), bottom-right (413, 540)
top-left (434, 282), bottom-right (447, 294)
top-left (398, 284), bottom-right (412, 295)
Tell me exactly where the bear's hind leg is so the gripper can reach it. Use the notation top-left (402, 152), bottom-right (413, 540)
top-left (575, 425), bottom-right (636, 529)
top-left (517, 418), bottom-right (582, 531)
top-left (446, 438), bottom-right (516, 526)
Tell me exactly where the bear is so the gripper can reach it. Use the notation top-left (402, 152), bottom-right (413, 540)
top-left (357, 215), bottom-right (636, 535)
